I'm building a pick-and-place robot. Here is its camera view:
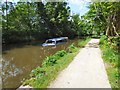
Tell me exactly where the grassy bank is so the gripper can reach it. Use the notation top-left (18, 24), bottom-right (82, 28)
top-left (22, 38), bottom-right (91, 88)
top-left (100, 35), bottom-right (120, 88)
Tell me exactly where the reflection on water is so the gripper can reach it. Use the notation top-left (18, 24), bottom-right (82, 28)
top-left (2, 59), bottom-right (23, 80)
top-left (2, 39), bottom-right (79, 88)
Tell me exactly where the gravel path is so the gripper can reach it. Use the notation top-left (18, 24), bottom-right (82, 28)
top-left (48, 39), bottom-right (111, 88)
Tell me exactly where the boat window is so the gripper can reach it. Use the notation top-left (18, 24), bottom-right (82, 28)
top-left (56, 39), bottom-right (67, 44)
top-left (46, 40), bottom-right (55, 44)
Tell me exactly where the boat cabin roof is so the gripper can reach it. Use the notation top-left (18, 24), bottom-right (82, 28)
top-left (47, 37), bottom-right (68, 41)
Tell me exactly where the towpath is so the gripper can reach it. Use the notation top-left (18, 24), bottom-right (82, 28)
top-left (48, 39), bottom-right (111, 88)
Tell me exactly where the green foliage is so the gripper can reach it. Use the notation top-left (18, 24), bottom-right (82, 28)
top-left (2, 2), bottom-right (83, 44)
top-left (103, 48), bottom-right (118, 65)
top-left (68, 43), bottom-right (77, 53)
top-left (100, 35), bottom-right (120, 88)
top-left (71, 14), bottom-right (84, 36)
top-left (100, 36), bottom-right (119, 65)
top-left (69, 44), bottom-right (76, 49)
top-left (2, 2), bottom-right (120, 44)
top-left (55, 50), bottom-right (67, 58)
top-left (100, 35), bottom-right (107, 45)
top-left (42, 56), bottom-right (57, 66)
top-left (100, 35), bottom-right (119, 51)
top-left (107, 67), bottom-right (119, 88)
top-left (30, 67), bottom-right (45, 79)
top-left (42, 50), bottom-right (67, 66)
top-left (81, 2), bottom-right (120, 36)
top-left (109, 36), bottom-right (120, 49)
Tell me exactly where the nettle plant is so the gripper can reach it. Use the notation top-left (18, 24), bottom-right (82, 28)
top-left (30, 67), bottom-right (45, 79)
top-left (68, 43), bottom-right (77, 53)
top-left (42, 50), bottom-right (67, 66)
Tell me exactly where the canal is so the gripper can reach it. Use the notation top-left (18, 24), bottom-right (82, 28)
top-left (2, 38), bottom-right (79, 88)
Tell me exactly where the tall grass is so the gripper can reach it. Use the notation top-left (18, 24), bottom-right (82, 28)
top-left (100, 35), bottom-right (120, 88)
top-left (78, 37), bottom-right (91, 47)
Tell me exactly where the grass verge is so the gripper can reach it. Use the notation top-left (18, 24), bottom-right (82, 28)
top-left (22, 38), bottom-right (91, 88)
top-left (100, 35), bottom-right (120, 88)
top-left (78, 37), bottom-right (91, 47)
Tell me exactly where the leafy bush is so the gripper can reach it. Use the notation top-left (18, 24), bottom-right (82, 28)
top-left (100, 35), bottom-right (119, 65)
top-left (100, 35), bottom-right (107, 45)
top-left (55, 50), bottom-right (67, 58)
top-left (30, 67), bottom-right (45, 79)
top-left (68, 43), bottom-right (77, 53)
top-left (42, 56), bottom-right (57, 66)
top-left (100, 35), bottom-right (120, 88)
top-left (42, 50), bottom-right (67, 66)
top-left (78, 37), bottom-right (91, 47)
top-left (109, 36), bottom-right (120, 50)
top-left (103, 48), bottom-right (118, 64)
